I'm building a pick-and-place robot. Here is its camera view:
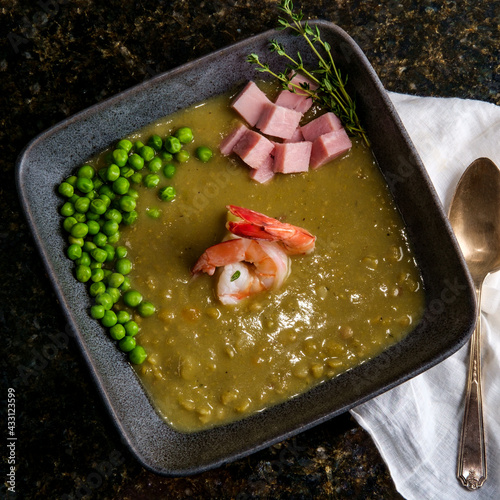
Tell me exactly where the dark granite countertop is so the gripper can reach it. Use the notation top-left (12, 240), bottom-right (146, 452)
top-left (1, 1), bottom-right (498, 498)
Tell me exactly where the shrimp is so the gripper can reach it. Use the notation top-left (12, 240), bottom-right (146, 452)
top-left (192, 238), bottom-right (290, 305)
top-left (225, 205), bottom-right (316, 255)
top-left (191, 206), bottom-right (316, 304)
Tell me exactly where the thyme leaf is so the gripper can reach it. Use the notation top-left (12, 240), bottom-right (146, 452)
top-left (248, 0), bottom-right (369, 146)
top-left (230, 270), bottom-right (241, 282)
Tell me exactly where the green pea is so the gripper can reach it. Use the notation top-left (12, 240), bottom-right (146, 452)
top-left (123, 290), bottom-right (142, 308)
top-left (119, 336), bottom-right (136, 353)
top-left (85, 190), bottom-right (97, 201)
top-left (108, 272), bottom-right (124, 288)
top-left (90, 198), bottom-right (107, 215)
top-left (160, 151), bottom-right (173, 162)
top-left (120, 276), bottom-right (132, 292)
top-left (90, 305), bottom-right (105, 320)
top-left (107, 231), bottom-right (120, 245)
top-left (102, 220), bottom-right (119, 236)
top-left (67, 244), bottom-right (82, 260)
top-left (90, 281), bottom-right (106, 297)
top-left (127, 188), bottom-right (139, 199)
top-left (116, 310), bottom-right (131, 324)
top-left (99, 194), bottom-right (111, 208)
top-left (60, 202), bottom-right (75, 217)
top-left (68, 236), bottom-right (84, 247)
top-left (102, 269), bottom-right (113, 283)
top-left (76, 177), bottom-right (94, 194)
top-left (143, 174), bottom-right (160, 189)
top-left (90, 261), bottom-right (102, 269)
top-left (105, 208), bottom-right (122, 224)
top-left (112, 149), bottom-right (128, 167)
top-left (146, 207), bottom-right (162, 218)
top-left (58, 182), bottom-right (74, 198)
top-left (115, 258), bottom-right (132, 275)
top-left (91, 247), bottom-right (108, 263)
top-left (69, 194), bottom-right (80, 204)
top-left (87, 220), bottom-right (100, 236)
top-left (66, 175), bottom-right (77, 186)
top-left (116, 246), bottom-right (128, 258)
top-left (122, 211), bottom-right (138, 225)
top-left (105, 164), bottom-right (121, 182)
top-left (120, 166), bottom-right (134, 178)
top-left (101, 310), bottom-right (117, 328)
top-left (134, 140), bottom-right (145, 152)
top-left (119, 195), bottom-right (136, 212)
top-left (107, 287), bottom-right (121, 303)
top-left (124, 320), bottom-right (139, 337)
top-left (93, 232), bottom-right (108, 248)
top-left (86, 211), bottom-right (100, 221)
top-left (163, 163), bottom-right (176, 179)
top-left (74, 197), bottom-right (90, 213)
top-left (112, 177), bottom-right (130, 195)
top-left (129, 345), bottom-right (147, 364)
top-left (116, 139), bottom-right (133, 153)
top-left (164, 136), bottom-right (181, 154)
top-left (76, 252), bottom-right (91, 267)
top-left (73, 212), bottom-right (86, 223)
top-left (78, 165), bottom-right (95, 179)
top-left (83, 240), bottom-right (97, 253)
top-left (130, 172), bottom-right (142, 184)
top-left (70, 222), bottom-right (89, 238)
top-left (128, 153), bottom-right (144, 171)
top-left (159, 186), bottom-right (176, 202)
top-left (195, 146), bottom-right (213, 162)
top-left (175, 150), bottom-right (190, 163)
top-left (109, 323), bottom-right (126, 340)
top-left (96, 292), bottom-right (113, 310)
top-left (93, 178), bottom-right (103, 190)
top-left (91, 268), bottom-right (104, 282)
top-left (99, 185), bottom-right (116, 200)
top-left (174, 127), bottom-right (193, 144)
top-left (139, 145), bottom-right (155, 162)
top-left (75, 265), bottom-right (91, 283)
top-left (148, 157), bottom-right (162, 173)
top-left (103, 244), bottom-right (115, 262)
top-left (63, 216), bottom-right (77, 232)
top-left (137, 301), bottom-right (155, 317)
top-left (148, 134), bottom-right (163, 151)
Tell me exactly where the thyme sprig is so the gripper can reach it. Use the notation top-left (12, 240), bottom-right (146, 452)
top-left (247, 0), bottom-right (368, 146)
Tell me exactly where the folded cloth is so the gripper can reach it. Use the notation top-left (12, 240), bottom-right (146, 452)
top-left (350, 92), bottom-right (500, 500)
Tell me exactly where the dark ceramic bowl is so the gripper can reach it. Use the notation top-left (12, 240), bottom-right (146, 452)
top-left (16, 21), bottom-right (476, 475)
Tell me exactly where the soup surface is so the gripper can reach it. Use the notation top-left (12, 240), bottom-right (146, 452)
top-left (94, 86), bottom-right (425, 432)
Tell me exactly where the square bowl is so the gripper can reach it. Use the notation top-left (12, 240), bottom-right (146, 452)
top-left (16, 21), bottom-right (476, 475)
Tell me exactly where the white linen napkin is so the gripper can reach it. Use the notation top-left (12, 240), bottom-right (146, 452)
top-left (350, 93), bottom-right (500, 499)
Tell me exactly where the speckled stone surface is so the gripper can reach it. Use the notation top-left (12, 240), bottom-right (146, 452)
top-left (1, 1), bottom-right (498, 499)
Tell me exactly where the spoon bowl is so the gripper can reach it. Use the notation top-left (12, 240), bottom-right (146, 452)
top-left (448, 157), bottom-right (500, 490)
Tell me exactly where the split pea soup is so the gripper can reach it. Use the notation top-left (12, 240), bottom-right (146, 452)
top-left (96, 88), bottom-right (424, 432)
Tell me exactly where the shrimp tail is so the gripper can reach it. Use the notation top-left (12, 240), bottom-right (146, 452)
top-left (226, 205), bottom-right (316, 255)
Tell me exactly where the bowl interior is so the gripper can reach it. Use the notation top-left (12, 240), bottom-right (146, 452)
top-left (16, 21), bottom-right (476, 475)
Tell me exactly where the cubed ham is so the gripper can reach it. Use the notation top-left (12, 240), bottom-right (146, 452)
top-left (310, 129), bottom-right (352, 169)
top-left (273, 142), bottom-right (312, 174)
top-left (255, 103), bottom-right (302, 140)
top-left (275, 74), bottom-right (319, 114)
top-left (284, 127), bottom-right (304, 143)
top-left (249, 155), bottom-right (275, 183)
top-left (232, 129), bottom-right (275, 170)
top-left (231, 81), bottom-right (272, 127)
top-left (300, 112), bottom-right (343, 142)
top-left (219, 123), bottom-right (248, 155)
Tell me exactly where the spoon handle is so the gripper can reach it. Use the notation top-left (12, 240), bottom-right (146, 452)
top-left (457, 285), bottom-right (486, 489)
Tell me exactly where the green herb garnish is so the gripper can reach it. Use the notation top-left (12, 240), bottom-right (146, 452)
top-left (247, 0), bottom-right (368, 146)
top-left (230, 270), bottom-right (241, 282)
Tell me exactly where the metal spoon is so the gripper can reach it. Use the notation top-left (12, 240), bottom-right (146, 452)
top-left (448, 157), bottom-right (500, 490)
